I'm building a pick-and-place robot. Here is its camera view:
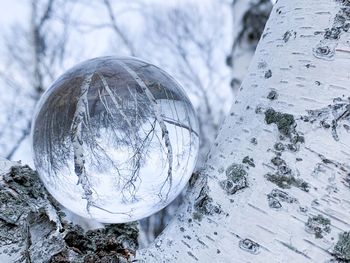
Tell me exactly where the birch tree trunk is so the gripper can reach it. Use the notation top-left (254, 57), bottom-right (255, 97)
top-left (138, 0), bottom-right (350, 261)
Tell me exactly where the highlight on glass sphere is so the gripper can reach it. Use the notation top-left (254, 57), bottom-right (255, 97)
top-left (31, 56), bottom-right (199, 223)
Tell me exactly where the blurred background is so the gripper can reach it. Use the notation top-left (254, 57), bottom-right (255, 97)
top-left (0, 0), bottom-right (272, 247)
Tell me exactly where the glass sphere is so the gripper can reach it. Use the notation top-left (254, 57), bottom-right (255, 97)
top-left (31, 56), bottom-right (199, 223)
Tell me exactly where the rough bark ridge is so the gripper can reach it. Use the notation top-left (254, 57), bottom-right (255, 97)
top-left (138, 0), bottom-right (350, 262)
top-left (0, 159), bottom-right (138, 263)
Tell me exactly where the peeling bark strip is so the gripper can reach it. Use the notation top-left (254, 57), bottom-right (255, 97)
top-left (138, 0), bottom-right (350, 262)
top-left (0, 163), bottom-right (138, 262)
top-left (304, 97), bottom-right (350, 141)
top-left (71, 73), bottom-right (94, 212)
top-left (116, 61), bottom-right (173, 200)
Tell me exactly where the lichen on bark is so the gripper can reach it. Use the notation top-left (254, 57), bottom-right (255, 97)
top-left (242, 156), bottom-right (255, 167)
top-left (267, 189), bottom-right (298, 210)
top-left (264, 108), bottom-right (296, 137)
top-left (333, 231), bottom-right (350, 261)
top-left (305, 214), bottom-right (331, 239)
top-left (219, 163), bottom-right (248, 195)
top-left (265, 156), bottom-right (309, 192)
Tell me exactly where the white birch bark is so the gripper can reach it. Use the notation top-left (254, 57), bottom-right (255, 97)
top-left (138, 0), bottom-right (350, 262)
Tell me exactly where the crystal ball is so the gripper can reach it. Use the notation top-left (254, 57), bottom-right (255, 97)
top-left (31, 56), bottom-right (199, 223)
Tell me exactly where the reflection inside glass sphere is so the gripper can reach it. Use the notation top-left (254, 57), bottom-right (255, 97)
top-left (31, 56), bottom-right (199, 223)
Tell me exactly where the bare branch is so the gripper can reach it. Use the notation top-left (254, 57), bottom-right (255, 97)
top-left (103, 0), bottom-right (136, 56)
top-left (37, 0), bottom-right (55, 28)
